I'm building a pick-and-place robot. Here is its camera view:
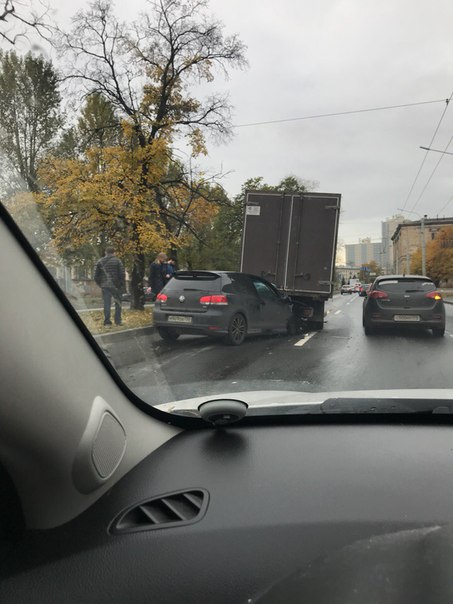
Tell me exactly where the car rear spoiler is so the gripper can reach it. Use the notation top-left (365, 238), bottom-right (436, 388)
top-left (174, 271), bottom-right (221, 280)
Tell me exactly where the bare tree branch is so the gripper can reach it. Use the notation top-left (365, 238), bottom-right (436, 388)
top-left (0, 0), bottom-right (53, 45)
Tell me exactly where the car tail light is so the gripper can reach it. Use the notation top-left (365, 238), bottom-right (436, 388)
top-left (368, 290), bottom-right (388, 300)
top-left (425, 291), bottom-right (442, 301)
top-left (199, 295), bottom-right (228, 305)
top-left (156, 293), bottom-right (167, 302)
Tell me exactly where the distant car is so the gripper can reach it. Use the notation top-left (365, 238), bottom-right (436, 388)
top-left (340, 284), bottom-right (353, 294)
top-left (362, 275), bottom-right (445, 336)
top-left (359, 284), bottom-right (371, 297)
top-left (353, 283), bottom-right (362, 293)
top-left (153, 270), bottom-right (294, 345)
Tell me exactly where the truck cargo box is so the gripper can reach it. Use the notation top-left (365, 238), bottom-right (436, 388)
top-left (240, 190), bottom-right (341, 298)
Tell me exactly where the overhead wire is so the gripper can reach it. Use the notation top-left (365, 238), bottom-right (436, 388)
top-left (437, 193), bottom-right (453, 215)
top-left (233, 98), bottom-right (447, 128)
top-left (401, 92), bottom-right (453, 212)
top-left (410, 132), bottom-right (453, 212)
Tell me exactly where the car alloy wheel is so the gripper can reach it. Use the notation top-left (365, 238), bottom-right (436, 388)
top-left (226, 313), bottom-right (247, 346)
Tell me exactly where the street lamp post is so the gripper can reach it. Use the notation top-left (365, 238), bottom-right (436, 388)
top-left (397, 208), bottom-right (427, 275)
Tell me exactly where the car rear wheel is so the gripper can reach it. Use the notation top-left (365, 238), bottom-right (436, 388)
top-left (225, 313), bottom-right (247, 345)
top-left (364, 321), bottom-right (374, 335)
top-left (157, 327), bottom-right (180, 341)
top-left (432, 327), bottom-right (445, 337)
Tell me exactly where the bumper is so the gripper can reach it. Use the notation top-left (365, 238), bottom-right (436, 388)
top-left (364, 311), bottom-right (445, 329)
top-left (153, 308), bottom-right (230, 335)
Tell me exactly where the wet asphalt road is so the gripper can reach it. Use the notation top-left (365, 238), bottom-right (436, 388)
top-left (116, 294), bottom-right (453, 406)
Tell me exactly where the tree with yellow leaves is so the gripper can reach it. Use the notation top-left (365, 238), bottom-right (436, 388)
top-left (411, 227), bottom-right (453, 285)
top-left (46, 0), bottom-right (246, 308)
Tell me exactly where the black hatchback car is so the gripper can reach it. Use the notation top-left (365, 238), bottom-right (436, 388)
top-left (362, 275), bottom-right (445, 336)
top-left (153, 270), bottom-right (294, 345)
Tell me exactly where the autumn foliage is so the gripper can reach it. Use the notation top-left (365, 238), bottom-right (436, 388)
top-left (410, 227), bottom-right (453, 284)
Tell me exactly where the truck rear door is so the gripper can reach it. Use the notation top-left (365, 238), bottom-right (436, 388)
top-left (240, 191), bottom-right (341, 296)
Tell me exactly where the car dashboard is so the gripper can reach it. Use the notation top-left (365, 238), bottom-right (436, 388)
top-left (1, 420), bottom-right (453, 602)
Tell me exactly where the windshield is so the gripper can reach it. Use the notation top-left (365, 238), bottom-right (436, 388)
top-left (2, 0), bottom-right (453, 415)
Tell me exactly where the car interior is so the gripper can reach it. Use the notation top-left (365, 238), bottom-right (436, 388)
top-left (3, 202), bottom-right (453, 603)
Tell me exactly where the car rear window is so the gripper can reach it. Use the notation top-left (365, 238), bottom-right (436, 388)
top-left (377, 279), bottom-right (436, 293)
top-left (164, 272), bottom-right (221, 292)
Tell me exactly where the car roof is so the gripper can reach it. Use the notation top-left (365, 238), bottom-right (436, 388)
top-left (175, 270), bottom-right (269, 280)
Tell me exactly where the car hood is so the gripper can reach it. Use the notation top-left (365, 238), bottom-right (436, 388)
top-left (155, 388), bottom-right (453, 417)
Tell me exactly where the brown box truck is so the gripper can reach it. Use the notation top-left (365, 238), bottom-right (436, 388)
top-left (240, 190), bottom-right (341, 331)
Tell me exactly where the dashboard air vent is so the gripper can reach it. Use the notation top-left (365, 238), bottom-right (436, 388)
top-left (110, 489), bottom-right (208, 534)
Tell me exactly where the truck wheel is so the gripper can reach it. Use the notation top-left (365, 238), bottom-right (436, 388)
top-left (225, 313), bottom-right (247, 346)
top-left (157, 327), bottom-right (180, 341)
top-left (287, 316), bottom-right (299, 336)
top-left (311, 321), bottom-right (324, 331)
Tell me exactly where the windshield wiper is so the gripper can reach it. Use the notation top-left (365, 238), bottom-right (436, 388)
top-left (245, 398), bottom-right (453, 416)
top-left (321, 398), bottom-right (453, 414)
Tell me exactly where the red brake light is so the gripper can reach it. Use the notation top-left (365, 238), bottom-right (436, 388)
top-left (199, 294), bottom-right (228, 305)
top-left (156, 293), bottom-right (167, 302)
top-left (426, 291), bottom-right (442, 301)
top-left (369, 290), bottom-right (388, 300)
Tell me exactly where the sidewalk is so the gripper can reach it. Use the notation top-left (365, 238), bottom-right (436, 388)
top-left (78, 302), bottom-right (154, 313)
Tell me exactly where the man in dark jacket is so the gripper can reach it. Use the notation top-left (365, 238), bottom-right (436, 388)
top-left (94, 247), bottom-right (126, 326)
top-left (164, 257), bottom-right (177, 282)
top-left (149, 252), bottom-right (167, 300)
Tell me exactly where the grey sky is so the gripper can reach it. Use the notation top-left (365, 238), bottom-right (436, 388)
top-left (6, 0), bottom-right (453, 245)
top-left (201, 0), bottom-right (453, 245)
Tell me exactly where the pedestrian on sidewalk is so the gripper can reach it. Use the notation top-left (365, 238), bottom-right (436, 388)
top-left (149, 252), bottom-right (167, 300)
top-left (94, 246), bottom-right (126, 326)
top-left (164, 257), bottom-right (177, 282)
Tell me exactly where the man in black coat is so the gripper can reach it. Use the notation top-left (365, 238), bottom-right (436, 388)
top-left (94, 247), bottom-right (126, 326)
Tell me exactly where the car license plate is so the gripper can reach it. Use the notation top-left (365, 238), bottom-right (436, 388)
top-left (168, 315), bottom-right (192, 324)
top-left (393, 315), bottom-right (420, 322)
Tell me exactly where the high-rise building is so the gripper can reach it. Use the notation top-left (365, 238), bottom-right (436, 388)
top-left (345, 238), bottom-right (382, 267)
top-left (381, 215), bottom-right (405, 274)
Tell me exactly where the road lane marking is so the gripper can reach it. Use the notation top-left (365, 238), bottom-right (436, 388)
top-left (294, 332), bottom-right (317, 347)
top-left (334, 310), bottom-right (341, 315)
top-left (188, 345), bottom-right (214, 358)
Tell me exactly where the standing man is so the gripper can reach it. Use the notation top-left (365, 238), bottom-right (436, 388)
top-left (149, 252), bottom-right (167, 300)
top-left (164, 257), bottom-right (177, 282)
top-left (94, 246), bottom-right (126, 326)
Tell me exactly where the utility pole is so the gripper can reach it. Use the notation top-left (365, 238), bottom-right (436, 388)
top-left (421, 214), bottom-right (427, 275)
top-left (397, 208), bottom-right (428, 276)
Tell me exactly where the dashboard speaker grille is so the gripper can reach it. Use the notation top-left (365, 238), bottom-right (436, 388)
top-left (92, 412), bottom-right (126, 479)
top-left (111, 489), bottom-right (208, 534)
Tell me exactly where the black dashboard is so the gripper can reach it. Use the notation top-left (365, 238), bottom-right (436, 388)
top-left (2, 421), bottom-right (453, 602)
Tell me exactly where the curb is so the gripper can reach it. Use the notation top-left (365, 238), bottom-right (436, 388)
top-left (94, 325), bottom-right (156, 370)
top-left (94, 325), bottom-right (155, 343)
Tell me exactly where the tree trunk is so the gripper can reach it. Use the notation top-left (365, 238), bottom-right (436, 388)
top-left (130, 252), bottom-right (145, 310)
